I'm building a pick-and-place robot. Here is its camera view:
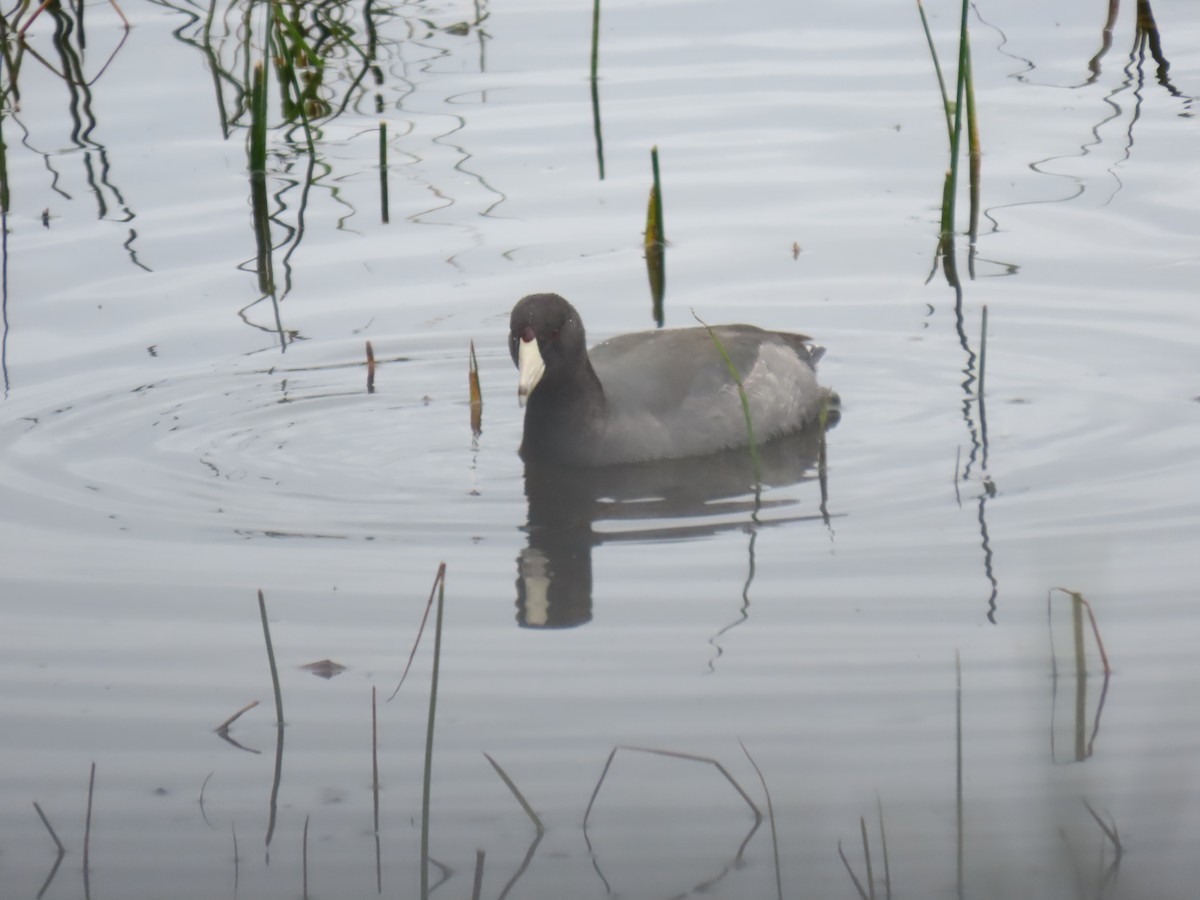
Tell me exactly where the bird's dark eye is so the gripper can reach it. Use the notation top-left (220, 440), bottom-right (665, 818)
top-left (549, 328), bottom-right (560, 340)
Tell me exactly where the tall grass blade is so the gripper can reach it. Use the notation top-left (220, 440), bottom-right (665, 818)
top-left (945, 0), bottom-right (970, 240)
top-left (420, 563), bottom-right (447, 900)
top-left (387, 565), bottom-right (443, 701)
top-left (256, 589), bottom-right (285, 727)
top-left (248, 61), bottom-right (268, 175)
top-left (248, 61), bottom-right (276, 297)
top-left (916, 0), bottom-right (954, 143)
top-left (692, 311), bottom-right (761, 484)
top-left (740, 741), bottom-right (783, 900)
top-left (965, 39), bottom-right (981, 242)
top-left (257, 589), bottom-right (286, 849)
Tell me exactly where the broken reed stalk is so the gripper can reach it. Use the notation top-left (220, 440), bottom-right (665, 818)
top-left (387, 565), bottom-right (443, 701)
top-left (692, 311), bottom-right (762, 484)
top-left (468, 340), bottom-right (482, 436)
top-left (859, 816), bottom-right (876, 900)
top-left (366, 340), bottom-right (376, 394)
top-left (1081, 799), bottom-right (1123, 858)
top-left (837, 840), bottom-right (871, 900)
top-left (379, 121), bottom-right (390, 223)
top-left (483, 753), bottom-right (544, 833)
top-left (420, 562), bottom-right (448, 900)
top-left (584, 745), bottom-right (762, 839)
top-left (33, 801), bottom-right (65, 854)
top-left (1050, 588), bottom-right (1111, 676)
top-left (216, 700), bottom-right (260, 734)
top-left (257, 589), bottom-right (285, 727)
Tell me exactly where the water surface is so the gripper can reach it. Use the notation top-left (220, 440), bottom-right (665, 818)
top-left (2, 0), bottom-right (1198, 897)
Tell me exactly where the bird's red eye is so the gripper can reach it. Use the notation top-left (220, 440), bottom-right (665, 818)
top-left (549, 328), bottom-right (560, 340)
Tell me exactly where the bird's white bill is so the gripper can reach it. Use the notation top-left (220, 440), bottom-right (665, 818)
top-left (517, 338), bottom-right (545, 408)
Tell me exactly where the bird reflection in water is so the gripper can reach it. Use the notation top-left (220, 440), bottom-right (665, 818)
top-left (515, 421), bottom-right (835, 628)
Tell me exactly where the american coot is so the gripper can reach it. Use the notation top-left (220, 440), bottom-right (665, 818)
top-left (509, 293), bottom-right (834, 466)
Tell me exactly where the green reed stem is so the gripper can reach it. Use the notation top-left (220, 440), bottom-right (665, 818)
top-left (916, 0), bottom-right (953, 144)
top-left (257, 589), bottom-right (285, 726)
top-left (693, 312), bottom-right (761, 484)
top-left (941, 0), bottom-right (971, 241)
top-left (590, 0), bottom-right (601, 83)
top-left (379, 121), bottom-right (389, 223)
top-left (0, 113), bottom-right (10, 212)
top-left (589, 0), bottom-right (605, 180)
top-left (965, 39), bottom-right (980, 241)
top-left (650, 145), bottom-right (665, 245)
top-left (249, 61), bottom-right (268, 174)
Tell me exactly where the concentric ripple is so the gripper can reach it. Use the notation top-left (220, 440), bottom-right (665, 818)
top-left (0, 340), bottom-right (509, 543)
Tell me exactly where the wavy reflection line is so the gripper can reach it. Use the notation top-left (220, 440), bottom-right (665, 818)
top-left (14, 10), bottom-right (143, 269)
top-left (941, 262), bottom-right (999, 622)
top-left (1086, 0), bottom-right (1122, 85)
top-left (378, 26), bottom-right (507, 268)
top-left (582, 745), bottom-right (763, 899)
top-left (706, 528), bottom-right (757, 674)
top-left (976, 0), bottom-right (1194, 230)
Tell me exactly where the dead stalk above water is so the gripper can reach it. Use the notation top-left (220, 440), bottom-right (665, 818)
top-left (215, 700), bottom-right (260, 734)
top-left (469, 339), bottom-right (482, 436)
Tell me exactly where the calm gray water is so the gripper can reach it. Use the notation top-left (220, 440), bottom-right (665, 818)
top-left (2, 0), bottom-right (1198, 897)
